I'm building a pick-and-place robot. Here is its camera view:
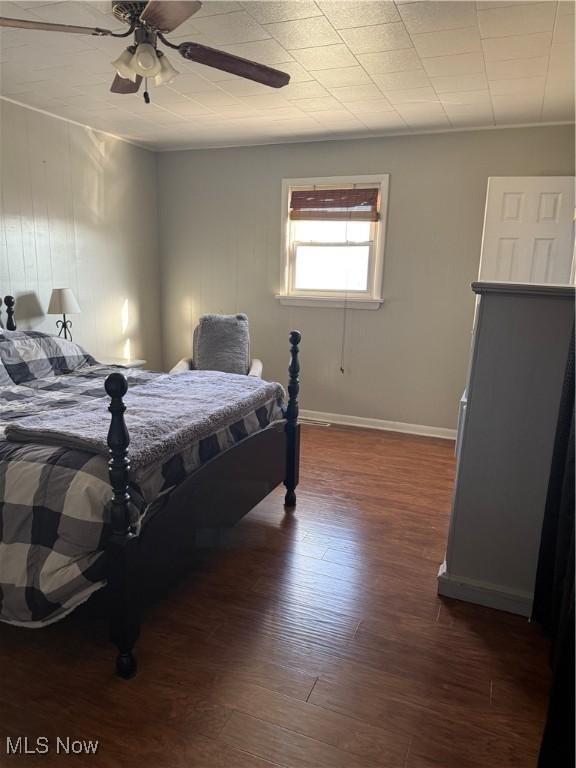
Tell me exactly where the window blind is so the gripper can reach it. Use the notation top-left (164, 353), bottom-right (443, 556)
top-left (289, 188), bottom-right (380, 221)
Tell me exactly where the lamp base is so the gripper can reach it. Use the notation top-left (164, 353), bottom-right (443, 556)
top-left (56, 315), bottom-right (73, 342)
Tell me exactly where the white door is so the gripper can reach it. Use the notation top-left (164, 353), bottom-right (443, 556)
top-left (479, 177), bottom-right (575, 284)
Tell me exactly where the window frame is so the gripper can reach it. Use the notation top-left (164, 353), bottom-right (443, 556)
top-left (277, 174), bottom-right (389, 309)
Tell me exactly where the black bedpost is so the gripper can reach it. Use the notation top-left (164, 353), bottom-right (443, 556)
top-left (284, 330), bottom-right (301, 509)
top-left (4, 296), bottom-right (16, 331)
top-left (105, 372), bottom-right (140, 679)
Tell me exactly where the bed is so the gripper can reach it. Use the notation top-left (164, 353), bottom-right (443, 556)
top-left (0, 295), bottom-right (301, 678)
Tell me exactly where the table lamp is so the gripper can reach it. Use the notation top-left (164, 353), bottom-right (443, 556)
top-left (47, 288), bottom-right (81, 341)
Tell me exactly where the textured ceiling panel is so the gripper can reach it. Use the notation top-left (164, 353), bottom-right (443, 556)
top-left (0, 0), bottom-right (573, 149)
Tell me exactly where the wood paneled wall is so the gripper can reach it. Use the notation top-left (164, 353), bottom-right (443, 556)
top-left (0, 100), bottom-right (162, 369)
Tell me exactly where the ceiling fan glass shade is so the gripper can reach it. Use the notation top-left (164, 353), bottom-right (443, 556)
top-left (112, 47), bottom-right (137, 81)
top-left (132, 43), bottom-right (162, 77)
top-left (154, 53), bottom-right (179, 86)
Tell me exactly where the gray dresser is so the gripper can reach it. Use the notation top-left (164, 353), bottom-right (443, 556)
top-left (438, 282), bottom-right (575, 616)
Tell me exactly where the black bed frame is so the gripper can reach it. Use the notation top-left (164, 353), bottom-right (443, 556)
top-left (2, 295), bottom-right (301, 679)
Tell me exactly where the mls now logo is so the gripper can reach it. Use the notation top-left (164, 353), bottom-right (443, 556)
top-left (5, 737), bottom-right (99, 755)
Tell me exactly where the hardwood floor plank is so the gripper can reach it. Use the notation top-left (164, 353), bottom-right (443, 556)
top-left (220, 710), bottom-right (385, 768)
top-left (198, 678), bottom-right (409, 765)
top-left (0, 426), bottom-right (547, 768)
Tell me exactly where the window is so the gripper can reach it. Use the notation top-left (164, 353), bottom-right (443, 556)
top-left (278, 175), bottom-right (389, 309)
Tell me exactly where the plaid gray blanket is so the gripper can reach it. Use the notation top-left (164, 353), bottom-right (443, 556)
top-left (0, 365), bottom-right (284, 627)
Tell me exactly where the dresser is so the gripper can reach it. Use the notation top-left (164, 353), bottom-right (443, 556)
top-left (438, 282), bottom-right (575, 616)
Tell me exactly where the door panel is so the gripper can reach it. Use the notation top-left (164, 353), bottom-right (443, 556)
top-left (479, 177), bottom-right (575, 284)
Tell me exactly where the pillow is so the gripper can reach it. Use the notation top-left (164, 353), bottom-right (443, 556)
top-left (194, 314), bottom-right (250, 375)
top-left (0, 330), bottom-right (97, 384)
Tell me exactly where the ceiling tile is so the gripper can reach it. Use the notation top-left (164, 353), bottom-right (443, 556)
top-left (1, 0), bottom-right (573, 149)
top-left (430, 72), bottom-right (488, 93)
top-left (543, 87), bottom-right (575, 121)
top-left (489, 76), bottom-right (546, 96)
top-left (163, 101), bottom-right (215, 117)
top-left (310, 109), bottom-right (363, 123)
top-left (358, 112), bottom-right (407, 129)
top-left (491, 91), bottom-right (544, 115)
top-left (292, 95), bottom-right (348, 111)
top-left (339, 22), bottom-right (413, 54)
top-left (346, 98), bottom-right (396, 113)
top-left (438, 89), bottom-right (492, 107)
top-left (384, 86), bottom-right (440, 105)
top-left (265, 106), bottom-right (310, 120)
top-left (318, 2), bottom-right (400, 29)
top-left (292, 43), bottom-right (358, 70)
top-left (372, 69), bottom-right (430, 91)
top-left (398, 2), bottom-right (477, 34)
top-left (485, 56), bottom-right (549, 80)
top-left (357, 47), bottom-right (422, 74)
top-left (558, 1), bottom-right (575, 16)
top-left (276, 60), bottom-right (315, 82)
top-left (189, 91), bottom-right (243, 108)
top-left (477, 2), bottom-right (556, 39)
top-left (210, 103), bottom-right (260, 118)
top-left (444, 104), bottom-right (493, 126)
top-left (394, 104), bottom-right (450, 127)
top-left (548, 43), bottom-right (575, 83)
top-left (421, 51), bottom-right (485, 77)
top-left (241, 92), bottom-right (292, 109)
top-left (412, 27), bottom-right (482, 58)
top-left (221, 39), bottom-right (294, 64)
top-left (283, 80), bottom-right (329, 100)
top-left (264, 16), bottom-right (340, 49)
top-left (482, 31), bottom-right (552, 61)
top-left (188, 11), bottom-right (271, 45)
top-left (243, 1), bottom-right (321, 24)
top-left (310, 65), bottom-right (372, 86)
top-left (329, 83), bottom-right (384, 102)
top-left (167, 72), bottom-right (218, 95)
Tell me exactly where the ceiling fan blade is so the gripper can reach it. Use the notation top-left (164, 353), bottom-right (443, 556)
top-left (140, 1), bottom-right (202, 32)
top-left (110, 73), bottom-right (142, 94)
top-left (178, 43), bottom-right (290, 89)
top-left (0, 16), bottom-right (112, 35)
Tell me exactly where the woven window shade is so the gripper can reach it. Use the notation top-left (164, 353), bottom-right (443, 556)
top-left (290, 188), bottom-right (380, 221)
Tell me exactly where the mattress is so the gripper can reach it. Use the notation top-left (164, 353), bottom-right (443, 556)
top-left (0, 366), bottom-right (284, 627)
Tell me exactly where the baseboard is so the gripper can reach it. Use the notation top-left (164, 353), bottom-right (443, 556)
top-left (437, 561), bottom-right (533, 617)
top-left (299, 409), bottom-right (457, 440)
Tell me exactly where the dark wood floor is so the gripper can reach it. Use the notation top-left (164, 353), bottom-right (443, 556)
top-left (0, 426), bottom-right (549, 767)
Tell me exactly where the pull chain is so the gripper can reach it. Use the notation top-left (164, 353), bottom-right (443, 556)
top-left (339, 297), bottom-right (348, 374)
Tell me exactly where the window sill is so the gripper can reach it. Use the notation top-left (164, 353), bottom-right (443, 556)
top-left (275, 295), bottom-right (383, 310)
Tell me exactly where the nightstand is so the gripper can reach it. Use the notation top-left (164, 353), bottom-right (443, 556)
top-left (99, 358), bottom-right (147, 369)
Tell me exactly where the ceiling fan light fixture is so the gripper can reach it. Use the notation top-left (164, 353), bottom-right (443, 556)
top-left (111, 46), bottom-right (137, 82)
top-left (154, 52), bottom-right (179, 86)
top-left (132, 42), bottom-right (161, 77)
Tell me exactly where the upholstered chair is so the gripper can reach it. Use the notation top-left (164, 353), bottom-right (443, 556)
top-left (170, 313), bottom-right (263, 377)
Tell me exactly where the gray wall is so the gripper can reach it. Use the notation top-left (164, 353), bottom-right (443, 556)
top-left (0, 100), bottom-right (163, 369)
top-left (157, 125), bottom-right (574, 430)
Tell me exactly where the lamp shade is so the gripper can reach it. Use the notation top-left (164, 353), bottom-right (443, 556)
top-left (131, 43), bottom-right (162, 77)
top-left (112, 47), bottom-right (138, 82)
top-left (154, 53), bottom-right (179, 86)
top-left (47, 288), bottom-right (81, 315)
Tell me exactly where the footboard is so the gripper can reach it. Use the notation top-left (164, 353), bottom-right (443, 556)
top-left (104, 330), bottom-right (301, 678)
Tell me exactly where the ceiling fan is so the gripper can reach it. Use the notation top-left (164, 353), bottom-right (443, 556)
top-left (0, 1), bottom-right (291, 103)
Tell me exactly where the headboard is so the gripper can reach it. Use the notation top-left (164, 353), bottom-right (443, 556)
top-left (1, 295), bottom-right (16, 331)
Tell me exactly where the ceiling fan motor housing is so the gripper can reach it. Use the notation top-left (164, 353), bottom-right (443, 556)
top-left (112, 2), bottom-right (148, 27)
